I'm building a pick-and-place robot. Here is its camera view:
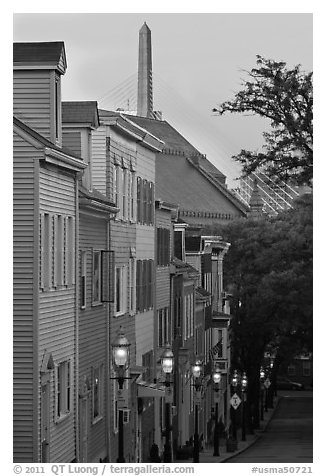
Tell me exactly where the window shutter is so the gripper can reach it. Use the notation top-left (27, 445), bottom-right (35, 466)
top-left (143, 180), bottom-right (147, 225)
top-left (136, 260), bottom-right (141, 312)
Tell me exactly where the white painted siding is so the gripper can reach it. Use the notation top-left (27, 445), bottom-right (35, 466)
top-left (13, 70), bottom-right (52, 141)
top-left (135, 310), bottom-right (154, 366)
top-left (39, 165), bottom-right (77, 462)
top-left (13, 131), bottom-right (38, 463)
top-left (91, 127), bottom-right (107, 194)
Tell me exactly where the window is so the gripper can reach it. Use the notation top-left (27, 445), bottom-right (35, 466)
top-left (129, 258), bottom-right (136, 315)
top-left (136, 260), bottom-right (154, 312)
top-left (92, 251), bottom-right (102, 305)
top-left (40, 213), bottom-right (51, 289)
top-left (130, 172), bottom-right (136, 221)
top-left (217, 329), bottom-right (223, 358)
top-left (157, 228), bottom-right (170, 266)
top-left (92, 364), bottom-right (104, 422)
top-left (115, 266), bottom-right (127, 315)
top-left (54, 215), bottom-right (64, 286)
top-left (56, 361), bottom-right (71, 420)
top-left (122, 168), bottom-right (128, 219)
top-left (80, 251), bottom-right (87, 309)
top-left (65, 216), bottom-right (75, 286)
top-left (158, 308), bottom-right (171, 347)
top-left (113, 165), bottom-right (120, 212)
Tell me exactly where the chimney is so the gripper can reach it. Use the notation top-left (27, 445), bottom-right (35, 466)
top-left (137, 22), bottom-right (154, 118)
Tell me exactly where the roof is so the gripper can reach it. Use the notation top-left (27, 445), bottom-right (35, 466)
top-left (125, 115), bottom-right (226, 181)
top-left (13, 41), bottom-right (67, 73)
top-left (99, 109), bottom-right (164, 152)
top-left (125, 115), bottom-right (248, 217)
top-left (62, 101), bottom-right (100, 129)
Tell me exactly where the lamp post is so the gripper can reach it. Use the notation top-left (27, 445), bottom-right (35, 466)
top-left (212, 365), bottom-right (221, 456)
top-left (241, 372), bottom-right (248, 441)
top-left (259, 367), bottom-right (265, 422)
top-left (161, 346), bottom-right (174, 463)
top-left (112, 327), bottom-right (130, 463)
top-left (192, 359), bottom-right (203, 463)
top-left (231, 369), bottom-right (240, 443)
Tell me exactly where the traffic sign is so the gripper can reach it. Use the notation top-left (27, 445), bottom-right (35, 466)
top-left (117, 388), bottom-right (128, 409)
top-left (230, 393), bottom-right (242, 410)
top-left (264, 378), bottom-right (271, 389)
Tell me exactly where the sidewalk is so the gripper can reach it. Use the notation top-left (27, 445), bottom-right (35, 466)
top-left (177, 397), bottom-right (280, 464)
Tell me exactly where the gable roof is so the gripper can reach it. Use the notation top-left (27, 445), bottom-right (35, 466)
top-left (99, 109), bottom-right (164, 152)
top-left (62, 101), bottom-right (100, 129)
top-left (125, 115), bottom-right (226, 183)
top-left (13, 41), bottom-right (67, 74)
top-left (124, 114), bottom-right (248, 217)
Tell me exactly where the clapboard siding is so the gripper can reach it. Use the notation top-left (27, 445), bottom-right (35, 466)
top-left (62, 131), bottom-right (82, 157)
top-left (13, 131), bottom-right (38, 462)
top-left (13, 70), bottom-right (52, 141)
top-left (79, 213), bottom-right (108, 461)
top-left (91, 127), bottom-right (107, 194)
top-left (156, 268), bottom-right (170, 309)
top-left (136, 143), bottom-right (155, 182)
top-left (136, 225), bottom-right (154, 258)
top-left (39, 166), bottom-right (75, 215)
top-left (135, 310), bottom-right (154, 366)
top-left (38, 162), bottom-right (77, 462)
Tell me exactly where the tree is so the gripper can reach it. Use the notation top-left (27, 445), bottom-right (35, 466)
top-left (213, 56), bottom-right (313, 186)
top-left (207, 193), bottom-right (312, 426)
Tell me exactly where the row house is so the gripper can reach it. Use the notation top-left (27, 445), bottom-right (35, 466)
top-left (90, 109), bottom-right (164, 463)
top-left (13, 42), bottom-right (86, 463)
top-left (61, 101), bottom-right (118, 463)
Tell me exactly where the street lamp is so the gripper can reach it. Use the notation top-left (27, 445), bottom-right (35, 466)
top-left (259, 367), bottom-right (265, 421)
top-left (112, 327), bottom-right (130, 463)
top-left (212, 365), bottom-right (221, 456)
top-left (192, 359), bottom-right (203, 463)
top-left (161, 346), bottom-right (174, 463)
top-left (241, 372), bottom-right (248, 441)
top-left (230, 369), bottom-right (240, 443)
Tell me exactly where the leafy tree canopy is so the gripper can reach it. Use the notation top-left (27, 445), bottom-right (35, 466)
top-left (207, 193), bottom-right (313, 373)
top-left (213, 56), bottom-right (313, 186)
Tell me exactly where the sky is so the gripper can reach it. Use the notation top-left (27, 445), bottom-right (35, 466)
top-left (12, 11), bottom-right (313, 188)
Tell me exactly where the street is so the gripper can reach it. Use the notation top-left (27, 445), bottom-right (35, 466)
top-left (226, 391), bottom-right (313, 463)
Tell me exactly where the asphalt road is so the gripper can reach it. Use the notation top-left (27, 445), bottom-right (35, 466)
top-left (227, 391), bottom-right (313, 463)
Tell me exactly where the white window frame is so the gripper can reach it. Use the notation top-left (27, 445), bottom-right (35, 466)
top-left (115, 265), bottom-right (127, 316)
top-left (92, 250), bottom-right (102, 306)
top-left (55, 360), bottom-right (71, 422)
top-left (130, 172), bottom-right (136, 221)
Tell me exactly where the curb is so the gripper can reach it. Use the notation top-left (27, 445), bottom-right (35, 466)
top-left (220, 396), bottom-right (282, 463)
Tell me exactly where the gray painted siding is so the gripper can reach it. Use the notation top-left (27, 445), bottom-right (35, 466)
top-left (91, 127), bottom-right (107, 195)
top-left (39, 166), bottom-right (75, 215)
top-left (13, 71), bottom-right (52, 141)
top-left (62, 131), bottom-right (82, 157)
top-left (79, 214), bottom-right (108, 461)
top-left (39, 165), bottom-right (77, 462)
top-left (13, 132), bottom-right (38, 462)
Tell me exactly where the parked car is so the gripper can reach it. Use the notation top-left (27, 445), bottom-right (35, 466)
top-left (277, 376), bottom-right (304, 390)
